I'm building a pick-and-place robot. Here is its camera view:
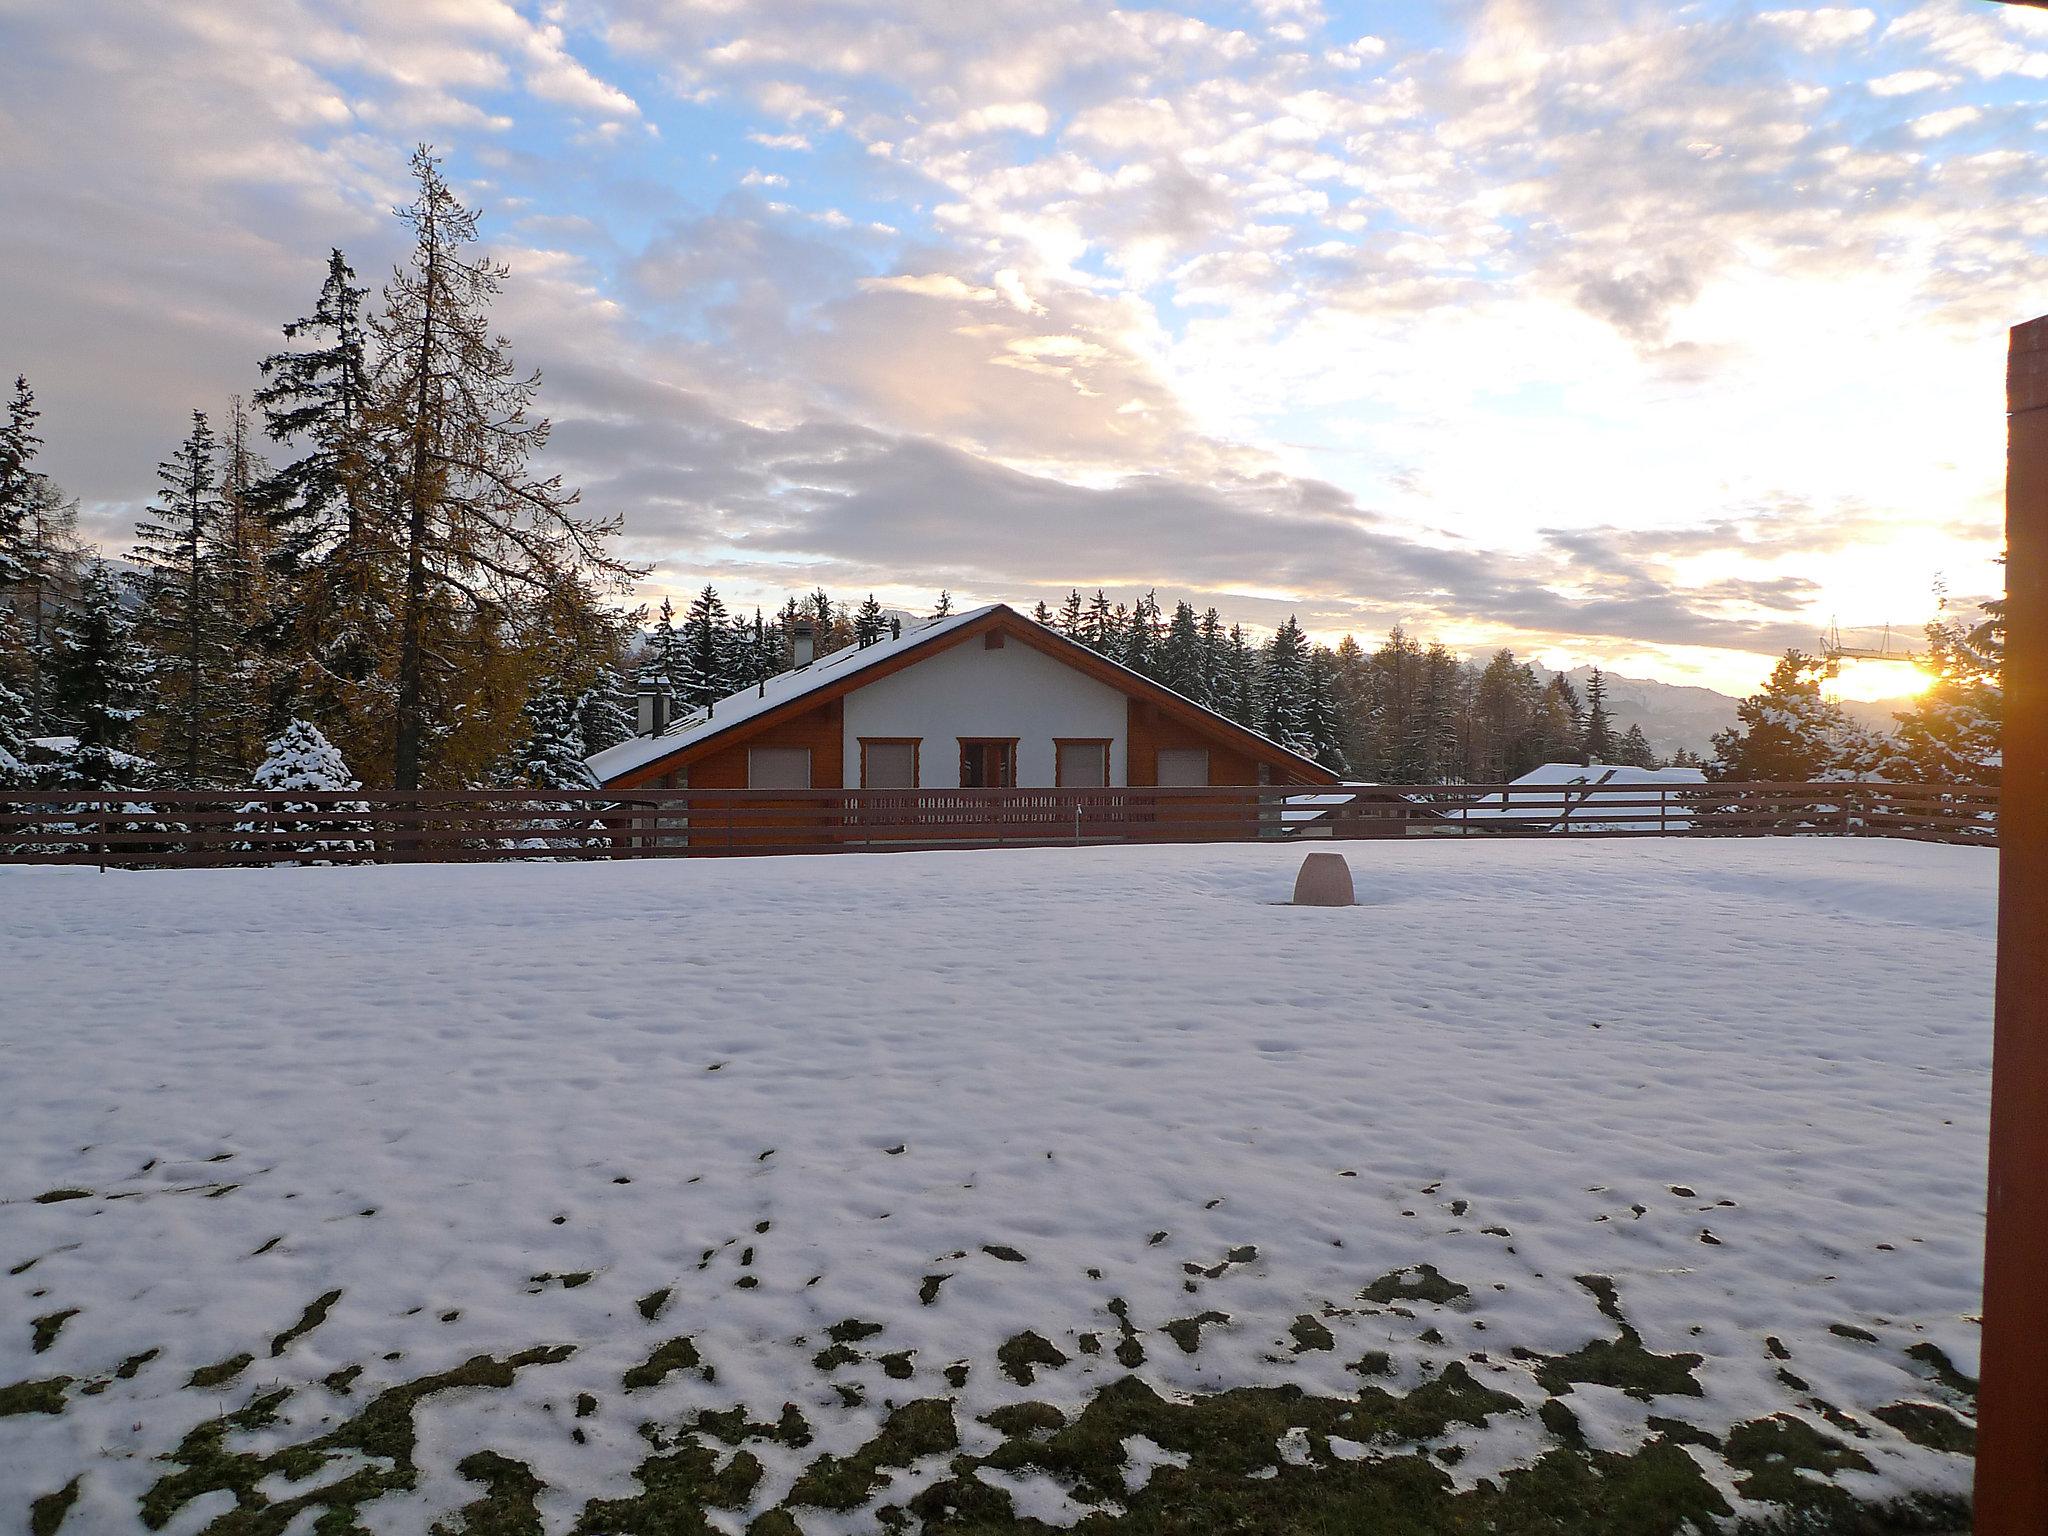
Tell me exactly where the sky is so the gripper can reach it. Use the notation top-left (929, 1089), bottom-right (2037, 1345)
top-left (0, 0), bottom-right (2041, 698)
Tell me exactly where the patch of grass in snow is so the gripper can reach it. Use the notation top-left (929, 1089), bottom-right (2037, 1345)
top-left (1287, 1314), bottom-right (1335, 1353)
top-left (142, 1346), bottom-right (575, 1532)
top-left (1872, 1401), bottom-right (1976, 1456)
top-left (785, 1398), bottom-right (957, 1510)
top-left (1905, 1340), bottom-right (1978, 1399)
top-left (996, 1331), bottom-right (1069, 1385)
top-left (1359, 1264), bottom-right (1469, 1306)
top-left (269, 1288), bottom-right (342, 1356)
top-left (27, 1476), bottom-right (81, 1536)
top-left (1159, 1311), bottom-right (1230, 1353)
top-left (573, 1442), bottom-right (763, 1531)
top-left (0, 1384), bottom-right (72, 1417)
top-left (636, 1287), bottom-right (671, 1321)
top-left (1530, 1276), bottom-right (1704, 1401)
top-left (185, 1352), bottom-right (254, 1390)
top-left (30, 1308), bottom-right (78, 1353)
top-left (622, 1337), bottom-right (703, 1391)
top-left (432, 1450), bottom-right (546, 1536)
top-left (32, 1189), bottom-right (93, 1204)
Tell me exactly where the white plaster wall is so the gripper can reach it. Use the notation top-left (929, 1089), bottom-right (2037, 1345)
top-left (841, 639), bottom-right (1127, 787)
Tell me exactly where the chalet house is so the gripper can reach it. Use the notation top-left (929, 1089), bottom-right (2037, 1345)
top-left (586, 604), bottom-right (1340, 793)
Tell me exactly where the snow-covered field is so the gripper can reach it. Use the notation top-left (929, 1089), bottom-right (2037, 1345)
top-left (0, 839), bottom-right (1991, 1533)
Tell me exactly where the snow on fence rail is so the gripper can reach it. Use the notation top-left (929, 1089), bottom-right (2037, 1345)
top-left (0, 780), bottom-right (1998, 867)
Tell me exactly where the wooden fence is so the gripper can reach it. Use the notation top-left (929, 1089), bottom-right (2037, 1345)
top-left (0, 780), bottom-right (1998, 867)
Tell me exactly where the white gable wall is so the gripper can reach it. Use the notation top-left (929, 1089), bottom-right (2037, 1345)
top-left (841, 637), bottom-right (1128, 787)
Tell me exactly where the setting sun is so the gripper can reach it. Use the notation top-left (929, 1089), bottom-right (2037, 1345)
top-left (1829, 656), bottom-right (1935, 703)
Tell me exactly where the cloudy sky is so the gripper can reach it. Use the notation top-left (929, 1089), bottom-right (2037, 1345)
top-left (2, 0), bottom-right (2041, 695)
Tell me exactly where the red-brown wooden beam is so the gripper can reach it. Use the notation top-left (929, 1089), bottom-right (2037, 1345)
top-left (1978, 316), bottom-right (2048, 1526)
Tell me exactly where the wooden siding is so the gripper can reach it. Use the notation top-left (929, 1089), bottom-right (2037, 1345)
top-left (686, 697), bottom-right (845, 789)
top-left (1126, 698), bottom-right (1261, 786)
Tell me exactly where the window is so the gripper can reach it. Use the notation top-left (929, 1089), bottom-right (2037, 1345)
top-left (1156, 748), bottom-right (1209, 787)
top-left (958, 739), bottom-right (1017, 788)
top-left (860, 738), bottom-right (919, 789)
top-left (1055, 739), bottom-right (1110, 788)
top-left (747, 746), bottom-right (811, 789)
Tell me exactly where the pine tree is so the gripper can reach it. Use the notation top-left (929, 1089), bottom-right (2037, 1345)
top-left (254, 249), bottom-right (392, 752)
top-left (932, 589), bottom-right (953, 618)
top-left (1159, 601), bottom-right (1203, 700)
top-left (371, 146), bottom-right (638, 790)
top-left (1330, 634), bottom-right (1374, 776)
top-left (0, 375), bottom-right (44, 590)
top-left (1615, 723), bottom-right (1658, 769)
top-left (854, 593), bottom-right (887, 647)
top-left (1082, 589), bottom-right (1116, 653)
top-left (575, 667), bottom-right (637, 757)
top-left (237, 718), bottom-right (367, 862)
top-left (1259, 616), bottom-right (1311, 750)
top-left (1710, 651), bottom-right (1866, 782)
top-left (1224, 625), bottom-right (1257, 727)
top-left (46, 560), bottom-right (152, 791)
top-left (1470, 649), bottom-right (1543, 782)
top-left (1123, 590), bottom-right (1162, 677)
top-left (0, 669), bottom-right (30, 787)
top-left (1198, 608), bottom-right (1227, 710)
top-left (639, 597), bottom-right (690, 723)
top-left (1889, 597), bottom-right (2003, 786)
top-left (1582, 667), bottom-right (1617, 764)
top-left (131, 410), bottom-right (232, 787)
top-left (1537, 674), bottom-right (1583, 764)
top-left (1057, 589), bottom-right (1083, 639)
top-left (1302, 647), bottom-right (1345, 770)
top-left (1031, 599), bottom-right (1054, 627)
top-left (682, 585), bottom-right (733, 704)
top-left (509, 673), bottom-right (596, 790)
top-left (215, 397), bottom-right (278, 772)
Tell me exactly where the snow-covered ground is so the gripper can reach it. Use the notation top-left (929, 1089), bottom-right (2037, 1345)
top-left (0, 839), bottom-right (1991, 1532)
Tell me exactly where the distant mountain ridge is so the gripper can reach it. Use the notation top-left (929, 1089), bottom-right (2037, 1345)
top-left (1532, 664), bottom-right (1911, 762)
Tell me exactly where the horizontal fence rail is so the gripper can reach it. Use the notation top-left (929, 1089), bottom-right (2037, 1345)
top-left (0, 780), bottom-right (1999, 868)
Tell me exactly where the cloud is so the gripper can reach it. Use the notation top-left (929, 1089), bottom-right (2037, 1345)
top-left (1758, 8), bottom-right (1876, 49)
top-left (1909, 105), bottom-right (1982, 139)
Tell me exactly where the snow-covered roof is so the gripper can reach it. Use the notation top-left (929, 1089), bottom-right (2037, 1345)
top-left (1457, 762), bottom-right (1708, 827)
top-left (586, 605), bottom-right (1002, 782)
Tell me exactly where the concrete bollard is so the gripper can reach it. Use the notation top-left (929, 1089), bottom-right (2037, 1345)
top-left (1292, 851), bottom-right (1355, 907)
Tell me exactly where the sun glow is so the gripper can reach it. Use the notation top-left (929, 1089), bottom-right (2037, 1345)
top-left (1828, 657), bottom-right (1934, 703)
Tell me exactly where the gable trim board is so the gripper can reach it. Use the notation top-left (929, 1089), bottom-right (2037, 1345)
top-left (594, 604), bottom-right (1339, 790)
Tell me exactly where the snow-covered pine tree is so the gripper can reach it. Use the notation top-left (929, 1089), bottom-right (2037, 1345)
top-left (682, 585), bottom-right (733, 705)
top-left (854, 594), bottom-right (887, 647)
top-left (1582, 667), bottom-right (1617, 764)
top-left (511, 675), bottom-right (597, 790)
top-left (0, 669), bottom-right (31, 788)
top-left (575, 667), bottom-right (637, 757)
top-left (1710, 650), bottom-right (1867, 782)
top-left (237, 718), bottom-right (368, 863)
top-left (1123, 590), bottom-right (1162, 677)
top-left (1158, 600), bottom-right (1203, 700)
top-left (1259, 616), bottom-right (1311, 750)
top-left (639, 597), bottom-right (681, 726)
top-left (1888, 598), bottom-right (2003, 787)
top-left (1224, 625), bottom-right (1257, 727)
top-left (1198, 608), bottom-right (1226, 710)
top-left (0, 375), bottom-right (44, 590)
top-left (131, 409), bottom-right (233, 787)
top-left (506, 674), bottom-right (600, 853)
top-left (46, 560), bottom-right (153, 791)
top-left (1302, 646), bottom-right (1346, 770)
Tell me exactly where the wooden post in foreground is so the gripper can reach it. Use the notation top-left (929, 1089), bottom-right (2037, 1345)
top-left (1977, 316), bottom-right (2048, 1526)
